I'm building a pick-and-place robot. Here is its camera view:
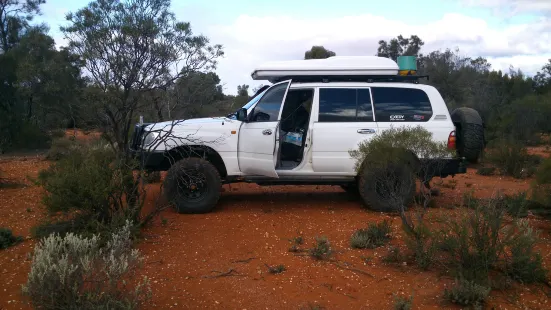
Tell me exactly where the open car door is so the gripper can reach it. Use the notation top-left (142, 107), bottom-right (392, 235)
top-left (237, 80), bottom-right (292, 178)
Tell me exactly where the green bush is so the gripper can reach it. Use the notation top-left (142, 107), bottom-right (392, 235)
top-left (444, 279), bottom-right (490, 310)
top-left (22, 221), bottom-right (150, 309)
top-left (37, 140), bottom-right (139, 237)
top-left (393, 294), bottom-right (413, 310)
top-left (536, 157), bottom-right (551, 185)
top-left (441, 197), bottom-right (548, 286)
top-left (309, 237), bottom-right (332, 260)
top-left (45, 137), bottom-right (82, 161)
top-left (0, 227), bottom-right (23, 249)
top-left (485, 139), bottom-right (542, 178)
top-left (403, 222), bottom-right (436, 270)
top-left (350, 220), bottom-right (391, 249)
top-left (506, 220), bottom-right (548, 284)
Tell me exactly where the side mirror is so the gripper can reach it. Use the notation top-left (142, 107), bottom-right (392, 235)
top-left (236, 108), bottom-right (248, 122)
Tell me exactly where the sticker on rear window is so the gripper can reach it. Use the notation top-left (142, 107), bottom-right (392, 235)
top-left (390, 115), bottom-right (404, 121)
top-left (413, 115), bottom-right (425, 121)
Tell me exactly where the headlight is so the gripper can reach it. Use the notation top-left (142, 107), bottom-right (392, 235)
top-left (142, 131), bottom-right (158, 147)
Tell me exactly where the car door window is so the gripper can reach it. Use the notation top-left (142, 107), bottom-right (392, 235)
top-left (318, 88), bottom-right (374, 122)
top-left (249, 82), bottom-right (289, 122)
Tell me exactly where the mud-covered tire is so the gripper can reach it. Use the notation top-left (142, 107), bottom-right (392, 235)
top-left (358, 163), bottom-right (416, 212)
top-left (163, 158), bottom-right (221, 214)
top-left (451, 107), bottom-right (485, 163)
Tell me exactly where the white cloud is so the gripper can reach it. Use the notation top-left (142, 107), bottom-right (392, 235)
top-left (203, 12), bottom-right (550, 95)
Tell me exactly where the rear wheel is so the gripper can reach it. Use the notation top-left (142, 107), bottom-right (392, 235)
top-left (358, 162), bottom-right (416, 212)
top-left (451, 107), bottom-right (485, 163)
top-left (163, 158), bottom-right (221, 214)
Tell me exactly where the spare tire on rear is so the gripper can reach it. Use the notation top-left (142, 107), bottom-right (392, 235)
top-left (451, 107), bottom-right (485, 163)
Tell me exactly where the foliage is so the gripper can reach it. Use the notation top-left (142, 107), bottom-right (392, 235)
top-left (0, 227), bottom-right (23, 249)
top-left (304, 46), bottom-right (336, 59)
top-left (309, 237), bottom-right (332, 260)
top-left (403, 221), bottom-right (436, 270)
top-left (350, 220), bottom-right (391, 249)
top-left (37, 140), bottom-right (144, 239)
top-left (393, 294), bottom-right (413, 310)
top-left (266, 264), bottom-right (286, 274)
top-left (61, 0), bottom-right (223, 153)
top-left (46, 137), bottom-right (82, 161)
top-left (506, 220), bottom-right (548, 283)
top-left (536, 156), bottom-right (551, 185)
top-left (442, 198), bottom-right (548, 286)
top-left (444, 279), bottom-right (490, 310)
top-left (485, 139), bottom-right (541, 178)
top-left (377, 35), bottom-right (424, 62)
top-left (22, 220), bottom-right (151, 310)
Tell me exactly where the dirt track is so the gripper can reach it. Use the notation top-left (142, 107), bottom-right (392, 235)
top-left (1, 153), bottom-right (551, 309)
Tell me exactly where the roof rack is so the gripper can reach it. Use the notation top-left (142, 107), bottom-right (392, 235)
top-left (271, 74), bottom-right (430, 84)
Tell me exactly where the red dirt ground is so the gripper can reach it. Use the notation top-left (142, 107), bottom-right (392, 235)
top-left (2, 146), bottom-right (551, 309)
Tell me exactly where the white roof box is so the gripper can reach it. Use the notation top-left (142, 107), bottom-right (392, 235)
top-left (251, 56), bottom-right (399, 82)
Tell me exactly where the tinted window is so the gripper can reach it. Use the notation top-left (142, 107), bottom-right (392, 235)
top-left (318, 88), bottom-right (374, 122)
top-left (250, 82), bottom-right (289, 122)
top-left (371, 87), bottom-right (433, 122)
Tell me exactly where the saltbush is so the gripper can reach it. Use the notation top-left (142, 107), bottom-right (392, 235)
top-left (444, 279), bottom-right (490, 310)
top-left (22, 220), bottom-right (150, 310)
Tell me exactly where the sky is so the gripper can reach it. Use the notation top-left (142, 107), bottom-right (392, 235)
top-left (36, 0), bottom-right (551, 95)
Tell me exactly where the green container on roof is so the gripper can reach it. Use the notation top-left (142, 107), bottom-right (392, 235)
top-left (397, 56), bottom-right (417, 71)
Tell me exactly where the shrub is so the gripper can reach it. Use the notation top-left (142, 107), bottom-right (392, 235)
top-left (37, 140), bottom-right (139, 237)
top-left (382, 246), bottom-right (403, 264)
top-left (506, 220), bottom-right (548, 284)
top-left (441, 197), bottom-right (548, 286)
top-left (309, 237), bottom-right (332, 260)
top-left (536, 156), bottom-right (551, 185)
top-left (46, 137), bottom-right (82, 161)
top-left (499, 192), bottom-right (529, 217)
top-left (350, 220), bottom-right (391, 249)
top-left (49, 129), bottom-right (67, 139)
top-left (441, 199), bottom-right (508, 285)
top-left (266, 264), bottom-right (286, 274)
top-left (486, 139), bottom-right (541, 178)
top-left (393, 294), bottom-right (413, 310)
top-left (444, 279), bottom-right (490, 310)
top-left (0, 227), bottom-right (23, 249)
top-left (10, 122), bottom-right (51, 150)
top-left (22, 221), bottom-right (150, 310)
top-left (403, 222), bottom-right (436, 270)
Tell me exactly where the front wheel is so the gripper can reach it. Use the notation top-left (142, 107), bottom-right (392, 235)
top-left (163, 158), bottom-right (222, 214)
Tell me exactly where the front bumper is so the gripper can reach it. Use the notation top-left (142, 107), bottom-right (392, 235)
top-left (130, 150), bottom-right (168, 171)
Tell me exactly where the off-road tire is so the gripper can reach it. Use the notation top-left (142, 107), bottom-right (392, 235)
top-left (358, 163), bottom-right (416, 212)
top-left (451, 107), bottom-right (485, 163)
top-left (163, 158), bottom-right (221, 214)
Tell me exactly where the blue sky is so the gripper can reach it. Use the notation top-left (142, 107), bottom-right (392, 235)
top-left (36, 0), bottom-right (551, 94)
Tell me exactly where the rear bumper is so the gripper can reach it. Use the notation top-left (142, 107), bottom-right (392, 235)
top-left (421, 157), bottom-right (467, 179)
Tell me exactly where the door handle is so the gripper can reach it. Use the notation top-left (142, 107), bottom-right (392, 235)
top-left (262, 129), bottom-right (273, 135)
top-left (357, 129), bottom-right (376, 134)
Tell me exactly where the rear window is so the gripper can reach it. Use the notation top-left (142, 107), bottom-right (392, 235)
top-left (371, 87), bottom-right (432, 122)
top-left (318, 88), bottom-right (374, 122)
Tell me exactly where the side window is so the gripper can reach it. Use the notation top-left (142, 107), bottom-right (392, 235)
top-left (371, 87), bottom-right (433, 122)
top-left (249, 82), bottom-right (289, 122)
top-left (318, 88), bottom-right (374, 122)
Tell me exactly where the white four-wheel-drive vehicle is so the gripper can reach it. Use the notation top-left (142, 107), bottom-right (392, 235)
top-left (130, 56), bottom-right (484, 214)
